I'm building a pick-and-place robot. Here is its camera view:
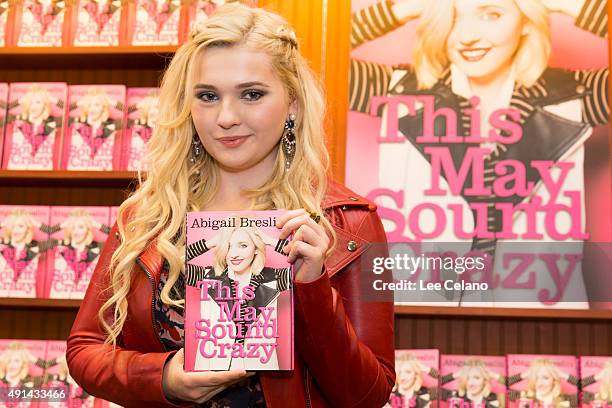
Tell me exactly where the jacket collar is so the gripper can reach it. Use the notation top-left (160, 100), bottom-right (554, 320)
top-left (138, 180), bottom-right (377, 280)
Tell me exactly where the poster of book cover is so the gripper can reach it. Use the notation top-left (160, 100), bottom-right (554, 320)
top-left (129, 0), bottom-right (181, 45)
top-left (579, 356), bottom-right (612, 408)
top-left (0, 339), bottom-right (47, 408)
top-left (386, 349), bottom-right (439, 408)
top-left (507, 354), bottom-right (578, 408)
top-left (40, 341), bottom-right (96, 408)
top-left (122, 87), bottom-right (159, 171)
top-left (70, 0), bottom-right (123, 46)
top-left (15, 0), bottom-right (66, 46)
top-left (345, 0), bottom-right (611, 308)
top-left (63, 85), bottom-right (125, 171)
top-left (439, 355), bottom-right (506, 408)
top-left (185, 0), bottom-right (258, 34)
top-left (0, 205), bottom-right (50, 299)
top-left (184, 211), bottom-right (293, 371)
top-left (2, 82), bottom-right (67, 170)
top-left (45, 206), bottom-right (109, 300)
top-left (0, 0), bottom-right (8, 47)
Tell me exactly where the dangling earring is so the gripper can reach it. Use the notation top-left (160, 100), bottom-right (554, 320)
top-left (190, 134), bottom-right (202, 164)
top-left (282, 113), bottom-right (296, 171)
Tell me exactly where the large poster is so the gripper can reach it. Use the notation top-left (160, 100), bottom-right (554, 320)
top-left (346, 0), bottom-right (611, 308)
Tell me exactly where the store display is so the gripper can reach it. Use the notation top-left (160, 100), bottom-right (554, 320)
top-left (386, 349), bottom-right (439, 408)
top-left (122, 87), bottom-right (159, 171)
top-left (129, 0), bottom-right (182, 45)
top-left (15, 0), bottom-right (67, 46)
top-left (70, 0), bottom-right (123, 46)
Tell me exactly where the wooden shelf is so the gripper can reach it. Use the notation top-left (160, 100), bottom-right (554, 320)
top-left (0, 298), bottom-right (81, 309)
top-left (1, 46), bottom-right (176, 70)
top-left (0, 170), bottom-right (139, 187)
top-left (394, 305), bottom-right (612, 320)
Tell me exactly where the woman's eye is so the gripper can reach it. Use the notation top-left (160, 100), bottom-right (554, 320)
top-left (482, 11), bottom-right (501, 21)
top-left (243, 90), bottom-right (265, 101)
top-left (197, 92), bottom-right (218, 103)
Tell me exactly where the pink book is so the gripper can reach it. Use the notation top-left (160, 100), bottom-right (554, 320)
top-left (63, 85), bottom-right (125, 171)
top-left (16, 0), bottom-right (66, 46)
top-left (0, 205), bottom-right (50, 299)
top-left (2, 82), bottom-right (67, 170)
top-left (579, 356), bottom-right (612, 408)
top-left (507, 354), bottom-right (579, 408)
top-left (386, 349), bottom-right (439, 408)
top-left (130, 0), bottom-right (181, 45)
top-left (122, 87), bottom-right (159, 171)
top-left (71, 0), bottom-right (122, 46)
top-left (0, 83), bottom-right (7, 166)
top-left (185, 211), bottom-right (293, 371)
top-left (439, 355), bottom-right (506, 408)
top-left (0, 339), bottom-right (47, 408)
top-left (45, 206), bottom-right (110, 299)
top-left (0, 0), bottom-right (7, 46)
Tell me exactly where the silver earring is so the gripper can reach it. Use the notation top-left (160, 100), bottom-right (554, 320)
top-left (190, 134), bottom-right (202, 164)
top-left (282, 113), bottom-right (296, 171)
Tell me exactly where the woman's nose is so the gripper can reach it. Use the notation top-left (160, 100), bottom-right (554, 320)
top-left (454, 19), bottom-right (480, 46)
top-left (216, 99), bottom-right (241, 129)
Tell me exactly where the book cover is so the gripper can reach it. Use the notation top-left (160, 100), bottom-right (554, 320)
top-left (507, 354), bottom-right (579, 408)
top-left (0, 339), bottom-right (47, 408)
top-left (386, 349), bottom-right (439, 408)
top-left (71, 0), bottom-right (122, 46)
top-left (45, 206), bottom-right (110, 299)
top-left (122, 87), bottom-right (159, 171)
top-left (439, 355), bottom-right (506, 408)
top-left (184, 211), bottom-right (293, 371)
top-left (0, 82), bottom-right (8, 167)
top-left (579, 356), bottom-right (612, 408)
top-left (130, 0), bottom-right (181, 45)
top-left (0, 0), bottom-right (8, 46)
top-left (0, 205), bottom-right (50, 299)
top-left (63, 85), bottom-right (125, 171)
top-left (345, 0), bottom-right (611, 308)
top-left (2, 82), bottom-right (67, 170)
top-left (15, 0), bottom-right (66, 46)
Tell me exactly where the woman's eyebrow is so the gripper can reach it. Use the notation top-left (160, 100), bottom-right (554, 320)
top-left (193, 82), bottom-right (270, 90)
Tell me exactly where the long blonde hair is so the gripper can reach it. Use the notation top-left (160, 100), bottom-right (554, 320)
top-left (100, 3), bottom-right (334, 346)
top-left (413, 0), bottom-right (550, 89)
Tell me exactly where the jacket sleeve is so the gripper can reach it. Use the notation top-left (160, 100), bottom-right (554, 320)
top-left (66, 223), bottom-right (189, 408)
top-left (293, 207), bottom-right (395, 408)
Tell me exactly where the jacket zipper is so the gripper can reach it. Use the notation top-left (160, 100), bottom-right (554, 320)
top-left (304, 365), bottom-right (312, 408)
top-left (137, 258), bottom-right (165, 351)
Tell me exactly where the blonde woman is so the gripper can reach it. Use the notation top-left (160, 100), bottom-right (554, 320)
top-left (66, 3), bottom-right (394, 407)
top-left (349, 0), bottom-right (608, 288)
top-left (387, 353), bottom-right (437, 408)
top-left (581, 359), bottom-right (612, 406)
top-left (508, 358), bottom-right (578, 408)
top-left (439, 359), bottom-right (502, 408)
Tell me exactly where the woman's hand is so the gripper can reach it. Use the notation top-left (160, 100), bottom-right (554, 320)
top-left (162, 348), bottom-right (250, 404)
top-left (391, 0), bottom-right (427, 23)
top-left (542, 0), bottom-right (584, 19)
top-left (277, 209), bottom-right (330, 283)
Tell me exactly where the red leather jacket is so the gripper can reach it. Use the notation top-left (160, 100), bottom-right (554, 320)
top-left (66, 181), bottom-right (395, 407)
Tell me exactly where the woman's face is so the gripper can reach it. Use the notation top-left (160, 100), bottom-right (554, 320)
top-left (226, 229), bottom-right (256, 274)
top-left (88, 96), bottom-right (106, 122)
top-left (71, 219), bottom-right (89, 245)
top-left (10, 218), bottom-right (29, 244)
top-left (535, 367), bottom-right (555, 396)
top-left (467, 367), bottom-right (486, 396)
top-left (191, 44), bottom-right (295, 175)
top-left (397, 361), bottom-right (417, 390)
top-left (28, 92), bottom-right (47, 121)
top-left (7, 354), bottom-right (24, 376)
top-left (446, 0), bottom-right (523, 83)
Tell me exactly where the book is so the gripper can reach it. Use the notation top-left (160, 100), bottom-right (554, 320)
top-left (122, 87), bottom-right (159, 171)
top-left (0, 83), bottom-right (7, 166)
top-left (439, 355), bottom-right (506, 408)
top-left (386, 349), bottom-right (439, 408)
top-left (184, 210), bottom-right (293, 371)
top-left (70, 0), bottom-right (123, 46)
top-left (0, 0), bottom-right (8, 46)
top-left (2, 82), bottom-right (67, 170)
top-left (345, 0), bottom-right (611, 309)
top-left (507, 354), bottom-right (578, 408)
top-left (0, 339), bottom-right (47, 407)
top-left (0, 205), bottom-right (50, 299)
top-left (63, 85), bottom-right (125, 171)
top-left (45, 206), bottom-right (110, 299)
top-left (15, 0), bottom-right (66, 46)
top-left (579, 356), bottom-right (612, 408)
top-left (129, 0), bottom-right (181, 45)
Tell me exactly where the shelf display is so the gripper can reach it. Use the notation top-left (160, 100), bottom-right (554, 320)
top-left (69, 0), bottom-right (124, 46)
top-left (123, 87), bottom-right (158, 171)
top-left (14, 0), bottom-right (67, 47)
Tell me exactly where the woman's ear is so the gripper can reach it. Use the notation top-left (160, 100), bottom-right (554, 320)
top-left (289, 99), bottom-right (299, 119)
